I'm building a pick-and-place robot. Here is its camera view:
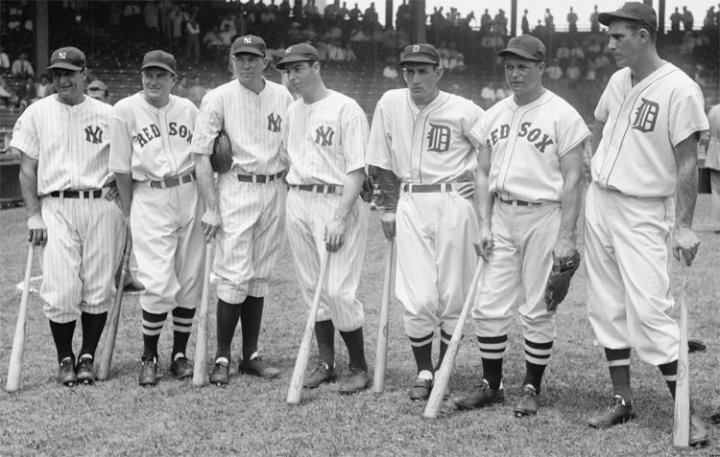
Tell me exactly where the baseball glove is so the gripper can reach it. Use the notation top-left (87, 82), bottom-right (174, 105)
top-left (544, 250), bottom-right (581, 313)
top-left (210, 131), bottom-right (233, 174)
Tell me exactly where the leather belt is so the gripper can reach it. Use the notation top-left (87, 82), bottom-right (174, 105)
top-left (150, 171), bottom-right (196, 189)
top-left (497, 197), bottom-right (544, 207)
top-left (402, 183), bottom-right (455, 193)
top-left (237, 171), bottom-right (284, 184)
top-left (48, 189), bottom-right (103, 198)
top-left (290, 184), bottom-right (342, 195)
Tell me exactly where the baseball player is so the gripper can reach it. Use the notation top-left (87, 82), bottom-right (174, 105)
top-left (109, 50), bottom-right (205, 386)
top-left (585, 3), bottom-right (708, 445)
top-left (453, 35), bottom-right (589, 417)
top-left (277, 43), bottom-right (371, 394)
top-left (366, 43), bottom-right (484, 401)
top-left (12, 46), bottom-right (125, 386)
top-left (190, 35), bottom-right (293, 385)
top-left (705, 103), bottom-right (720, 233)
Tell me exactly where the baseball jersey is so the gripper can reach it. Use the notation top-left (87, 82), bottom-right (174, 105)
top-left (592, 63), bottom-right (708, 197)
top-left (284, 90), bottom-right (368, 185)
top-left (190, 79), bottom-right (293, 174)
top-left (705, 104), bottom-right (720, 171)
top-left (471, 90), bottom-right (590, 203)
top-left (109, 93), bottom-right (198, 181)
top-left (366, 89), bottom-right (483, 182)
top-left (11, 94), bottom-right (114, 195)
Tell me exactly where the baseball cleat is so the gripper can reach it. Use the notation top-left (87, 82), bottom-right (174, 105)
top-left (303, 361), bottom-right (336, 389)
top-left (338, 366), bottom-right (371, 394)
top-left (75, 355), bottom-right (97, 385)
top-left (409, 373), bottom-right (433, 401)
top-left (513, 384), bottom-right (539, 417)
top-left (169, 355), bottom-right (193, 379)
top-left (210, 360), bottom-right (230, 386)
top-left (587, 395), bottom-right (635, 428)
top-left (57, 356), bottom-right (78, 387)
top-left (239, 356), bottom-right (281, 379)
top-left (689, 413), bottom-right (710, 447)
top-left (455, 379), bottom-right (505, 410)
top-left (138, 357), bottom-right (159, 386)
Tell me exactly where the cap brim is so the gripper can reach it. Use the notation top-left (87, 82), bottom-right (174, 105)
top-left (141, 63), bottom-right (176, 75)
top-left (276, 56), bottom-right (313, 69)
top-left (233, 47), bottom-right (264, 57)
top-left (47, 62), bottom-right (83, 71)
top-left (498, 48), bottom-right (541, 61)
top-left (400, 56), bottom-right (438, 65)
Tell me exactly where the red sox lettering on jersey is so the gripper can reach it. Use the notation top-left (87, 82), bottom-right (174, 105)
top-left (486, 122), bottom-right (555, 153)
top-left (134, 121), bottom-right (194, 148)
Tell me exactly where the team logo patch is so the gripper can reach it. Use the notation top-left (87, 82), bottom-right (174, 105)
top-left (243, 36), bottom-right (252, 44)
top-left (267, 113), bottom-right (282, 132)
top-left (412, 45), bottom-right (420, 52)
top-left (59, 51), bottom-right (67, 59)
top-left (285, 47), bottom-right (292, 54)
top-left (84, 125), bottom-right (103, 144)
top-left (315, 126), bottom-right (335, 146)
top-left (632, 98), bottom-right (659, 133)
top-left (426, 123), bottom-right (450, 152)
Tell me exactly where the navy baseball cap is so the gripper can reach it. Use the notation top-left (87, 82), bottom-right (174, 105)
top-left (598, 2), bottom-right (657, 31)
top-left (498, 35), bottom-right (546, 62)
top-left (231, 35), bottom-right (266, 57)
top-left (276, 43), bottom-right (321, 69)
top-left (141, 50), bottom-right (177, 75)
top-left (47, 46), bottom-right (86, 71)
top-left (400, 43), bottom-right (440, 65)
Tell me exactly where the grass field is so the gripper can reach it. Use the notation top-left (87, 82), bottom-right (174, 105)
top-left (1, 194), bottom-right (720, 457)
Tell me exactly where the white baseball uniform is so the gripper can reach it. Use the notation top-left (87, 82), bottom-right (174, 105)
top-left (586, 62), bottom-right (708, 365)
top-left (284, 90), bottom-right (368, 332)
top-left (109, 93), bottom-right (205, 315)
top-left (470, 90), bottom-right (590, 348)
top-left (11, 94), bottom-right (126, 323)
top-left (366, 89), bottom-right (483, 340)
top-left (704, 104), bottom-right (720, 230)
top-left (190, 79), bottom-right (293, 304)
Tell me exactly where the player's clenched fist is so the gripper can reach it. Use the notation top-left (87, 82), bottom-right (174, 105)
top-left (27, 213), bottom-right (47, 246)
top-left (474, 223), bottom-right (494, 261)
top-left (324, 215), bottom-right (347, 252)
top-left (671, 226), bottom-right (700, 266)
top-left (380, 212), bottom-right (396, 239)
top-left (201, 209), bottom-right (222, 242)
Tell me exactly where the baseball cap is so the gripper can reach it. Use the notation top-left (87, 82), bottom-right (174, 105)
top-left (498, 35), bottom-right (546, 62)
top-left (141, 50), bottom-right (177, 75)
top-left (598, 2), bottom-right (657, 31)
top-left (231, 35), bottom-right (266, 57)
top-left (276, 43), bottom-right (321, 69)
top-left (399, 43), bottom-right (440, 65)
top-left (47, 46), bottom-right (86, 71)
top-left (87, 80), bottom-right (107, 93)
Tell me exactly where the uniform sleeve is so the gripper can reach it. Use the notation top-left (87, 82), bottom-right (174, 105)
top-left (556, 102), bottom-right (591, 157)
top-left (669, 84), bottom-right (709, 147)
top-left (366, 96), bottom-right (393, 170)
top-left (468, 109), bottom-right (489, 149)
top-left (462, 102), bottom-right (485, 149)
top-left (189, 90), bottom-right (224, 156)
top-left (108, 104), bottom-right (135, 174)
top-left (9, 107), bottom-right (39, 159)
top-left (341, 102), bottom-right (369, 173)
top-left (593, 73), bottom-right (617, 124)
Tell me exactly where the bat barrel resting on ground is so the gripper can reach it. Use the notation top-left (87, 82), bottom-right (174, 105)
top-left (6, 244), bottom-right (35, 393)
top-left (193, 243), bottom-right (215, 387)
top-left (673, 264), bottom-right (690, 448)
top-left (373, 238), bottom-right (395, 394)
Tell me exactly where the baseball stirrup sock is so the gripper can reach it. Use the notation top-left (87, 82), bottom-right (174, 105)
top-left (340, 327), bottom-right (367, 371)
top-left (658, 360), bottom-right (678, 399)
top-left (523, 339), bottom-right (553, 392)
top-left (605, 348), bottom-right (632, 402)
top-left (478, 335), bottom-right (508, 390)
top-left (49, 319), bottom-right (77, 363)
top-left (79, 312), bottom-right (108, 359)
top-left (216, 299), bottom-right (242, 361)
top-left (172, 307), bottom-right (196, 358)
top-left (142, 311), bottom-right (167, 359)
top-left (240, 296), bottom-right (264, 361)
top-left (409, 333), bottom-right (434, 374)
top-left (436, 330), bottom-right (452, 370)
top-left (315, 320), bottom-right (335, 367)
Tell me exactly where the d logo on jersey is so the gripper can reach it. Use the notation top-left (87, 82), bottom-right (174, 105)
top-left (632, 98), bottom-right (659, 133)
top-left (315, 126), bottom-right (335, 146)
top-left (427, 123), bottom-right (450, 152)
top-left (85, 125), bottom-right (104, 144)
top-left (267, 113), bottom-right (282, 132)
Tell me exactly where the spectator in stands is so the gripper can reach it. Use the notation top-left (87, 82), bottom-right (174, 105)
top-left (86, 79), bottom-right (109, 103)
top-left (397, 0), bottom-right (410, 34)
top-left (186, 14), bottom-right (201, 64)
top-left (567, 7), bottom-right (578, 34)
top-left (480, 9), bottom-right (492, 34)
top-left (569, 41), bottom-right (584, 60)
top-left (586, 37), bottom-right (602, 58)
top-left (159, 0), bottom-right (173, 43)
top-left (0, 75), bottom-right (18, 108)
top-left (170, 5), bottom-right (188, 50)
top-left (670, 7), bottom-right (682, 34)
top-left (480, 82), bottom-right (495, 108)
top-left (521, 10), bottom-right (530, 34)
top-left (546, 59), bottom-right (563, 81)
top-left (555, 42), bottom-right (570, 66)
top-left (36, 74), bottom-right (53, 99)
top-left (494, 82), bottom-right (508, 100)
top-left (382, 62), bottom-right (398, 79)
top-left (544, 8), bottom-right (555, 33)
top-left (0, 47), bottom-right (9, 73)
top-left (702, 7), bottom-right (717, 33)
top-left (219, 22), bottom-right (236, 47)
top-left (682, 6), bottom-right (694, 31)
top-left (363, 2), bottom-right (379, 30)
top-left (493, 10), bottom-right (508, 36)
top-left (590, 5), bottom-right (600, 33)
top-left (349, 3), bottom-right (362, 25)
top-left (16, 76), bottom-right (37, 112)
top-left (11, 53), bottom-right (34, 78)
top-left (585, 60), bottom-right (597, 81)
top-left (143, 0), bottom-right (160, 37)
top-left (123, 2), bottom-right (142, 31)
top-left (566, 59), bottom-right (581, 84)
top-left (204, 25), bottom-right (223, 57)
top-left (174, 76), bottom-right (189, 98)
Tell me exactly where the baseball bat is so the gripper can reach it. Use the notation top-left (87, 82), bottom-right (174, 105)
top-left (373, 238), bottom-right (395, 394)
top-left (423, 259), bottom-right (484, 419)
top-left (6, 244), bottom-right (35, 393)
top-left (97, 234), bottom-right (133, 381)
top-left (287, 250), bottom-right (331, 404)
top-left (673, 264), bottom-right (690, 448)
top-left (193, 243), bottom-right (214, 387)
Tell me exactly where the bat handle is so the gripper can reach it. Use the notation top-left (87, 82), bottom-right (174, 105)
top-left (373, 238), bottom-right (394, 394)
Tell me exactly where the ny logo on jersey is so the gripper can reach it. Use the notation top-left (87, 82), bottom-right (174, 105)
top-left (84, 125), bottom-right (103, 144)
top-left (267, 113), bottom-right (282, 132)
top-left (315, 126), bottom-right (335, 146)
top-left (632, 98), bottom-right (659, 133)
top-left (426, 123), bottom-right (450, 152)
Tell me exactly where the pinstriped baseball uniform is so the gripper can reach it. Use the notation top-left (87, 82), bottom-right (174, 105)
top-left (190, 79), bottom-right (293, 304)
top-left (586, 63), bottom-right (708, 365)
top-left (109, 93), bottom-right (205, 315)
top-left (284, 90), bottom-right (369, 331)
top-left (366, 89), bottom-right (483, 340)
top-left (469, 90), bottom-right (590, 349)
top-left (11, 94), bottom-right (126, 323)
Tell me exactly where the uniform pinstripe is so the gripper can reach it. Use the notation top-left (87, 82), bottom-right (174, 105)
top-left (11, 94), bottom-right (125, 323)
top-left (284, 90), bottom-right (369, 331)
